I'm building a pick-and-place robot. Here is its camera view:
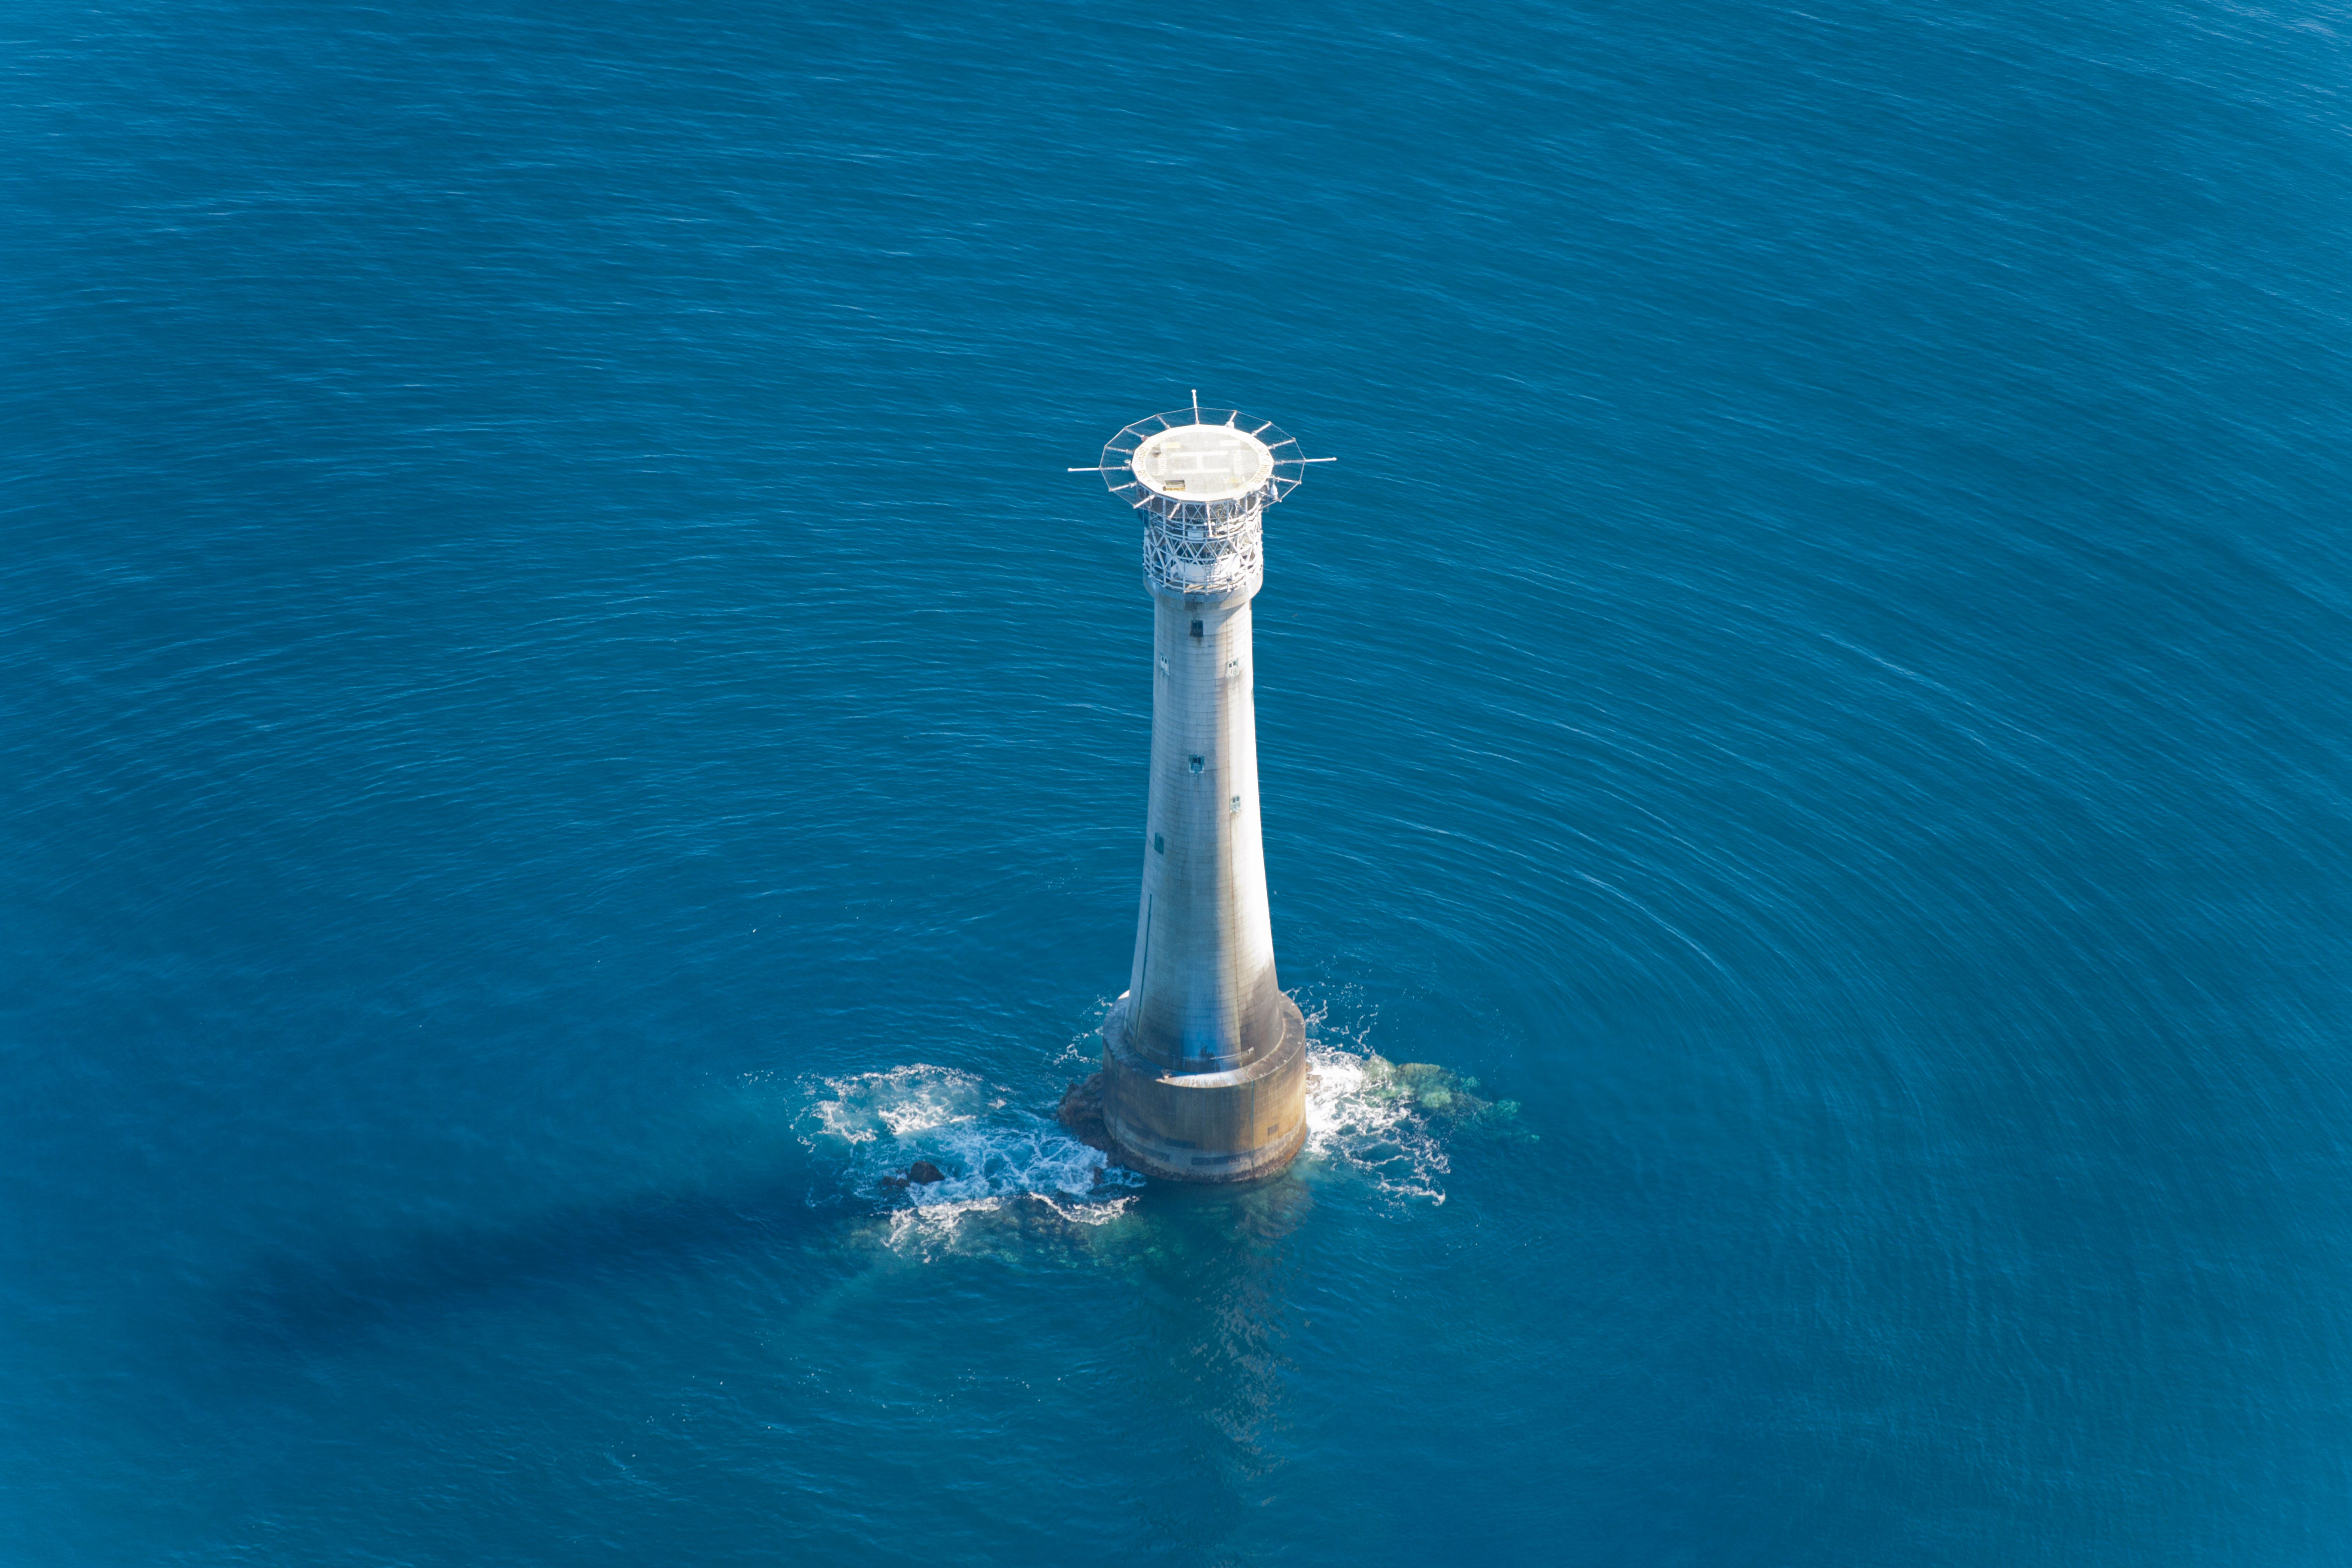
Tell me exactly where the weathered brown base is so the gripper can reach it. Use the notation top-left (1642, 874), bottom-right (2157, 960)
top-left (1097, 994), bottom-right (1309, 1183)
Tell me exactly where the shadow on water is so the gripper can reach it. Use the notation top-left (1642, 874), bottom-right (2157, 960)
top-left (215, 1166), bottom-right (838, 1353)
top-left (211, 1143), bottom-right (1290, 1359)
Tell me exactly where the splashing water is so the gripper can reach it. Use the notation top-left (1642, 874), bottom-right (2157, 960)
top-left (1294, 998), bottom-right (1453, 1205)
top-left (792, 1003), bottom-right (1520, 1238)
top-left (1300, 1045), bottom-right (1452, 1205)
top-left (797, 1065), bottom-right (1142, 1251)
top-left (1291, 994), bottom-right (1535, 1207)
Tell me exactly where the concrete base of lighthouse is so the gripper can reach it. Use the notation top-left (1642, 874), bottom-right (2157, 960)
top-left (1099, 992), bottom-right (1309, 1183)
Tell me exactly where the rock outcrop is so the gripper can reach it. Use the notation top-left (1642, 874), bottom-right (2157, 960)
top-left (1056, 1072), bottom-right (1111, 1152)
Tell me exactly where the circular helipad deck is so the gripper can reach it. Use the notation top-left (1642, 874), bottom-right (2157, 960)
top-left (1127, 423), bottom-right (1276, 504)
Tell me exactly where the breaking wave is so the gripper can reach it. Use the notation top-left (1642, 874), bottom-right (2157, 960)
top-left (1297, 999), bottom-right (1451, 1205)
top-left (788, 1002), bottom-right (1525, 1240)
top-left (796, 1064), bottom-right (1142, 1252)
top-left (1297, 994), bottom-right (1534, 1208)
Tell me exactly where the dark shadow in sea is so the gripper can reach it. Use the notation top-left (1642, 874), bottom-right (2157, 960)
top-left (214, 1170), bottom-right (836, 1353)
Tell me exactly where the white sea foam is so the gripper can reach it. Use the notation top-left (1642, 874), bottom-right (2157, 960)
top-left (1297, 997), bottom-right (1451, 1206)
top-left (883, 1195), bottom-right (1003, 1251)
top-left (798, 994), bottom-right (1464, 1240)
top-left (798, 1064), bottom-right (1141, 1252)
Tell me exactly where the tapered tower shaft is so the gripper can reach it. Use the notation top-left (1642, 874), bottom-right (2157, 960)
top-left (1128, 592), bottom-right (1283, 1067)
top-left (1085, 406), bottom-right (1316, 1182)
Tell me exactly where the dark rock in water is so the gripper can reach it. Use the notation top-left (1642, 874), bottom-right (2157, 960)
top-left (907, 1160), bottom-right (945, 1185)
top-left (878, 1174), bottom-right (909, 1190)
top-left (1056, 1071), bottom-right (1113, 1153)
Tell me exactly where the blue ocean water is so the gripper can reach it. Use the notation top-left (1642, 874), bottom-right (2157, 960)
top-left (7, 0), bottom-right (2352, 1561)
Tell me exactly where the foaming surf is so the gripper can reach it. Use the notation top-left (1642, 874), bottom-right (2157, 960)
top-left (1296, 998), bottom-right (1451, 1205)
top-left (797, 1065), bottom-right (1142, 1253)
top-left (1297, 994), bottom-right (1534, 1208)
top-left (790, 1001), bottom-right (1526, 1241)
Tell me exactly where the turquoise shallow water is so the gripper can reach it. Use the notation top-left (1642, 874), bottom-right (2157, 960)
top-left (7, 0), bottom-right (2352, 1562)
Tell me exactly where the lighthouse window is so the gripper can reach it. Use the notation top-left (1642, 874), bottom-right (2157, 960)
top-left (1153, 833), bottom-right (1164, 854)
top-left (1189, 619), bottom-right (1203, 638)
top-left (1188, 755), bottom-right (1204, 774)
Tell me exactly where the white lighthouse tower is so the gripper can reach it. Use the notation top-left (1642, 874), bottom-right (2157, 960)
top-left (1077, 397), bottom-right (1324, 1181)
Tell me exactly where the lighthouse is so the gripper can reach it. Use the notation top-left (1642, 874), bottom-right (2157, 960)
top-left (1076, 398), bottom-right (1324, 1181)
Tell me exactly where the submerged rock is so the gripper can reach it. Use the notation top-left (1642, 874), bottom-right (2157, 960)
top-left (1365, 1055), bottom-right (1530, 1136)
top-left (907, 1160), bottom-right (945, 1185)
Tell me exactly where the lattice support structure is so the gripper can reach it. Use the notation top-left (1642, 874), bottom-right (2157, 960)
top-left (1094, 404), bottom-right (1311, 598)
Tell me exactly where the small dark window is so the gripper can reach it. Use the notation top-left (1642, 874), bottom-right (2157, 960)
top-left (1189, 619), bottom-right (1204, 638)
top-left (1153, 833), bottom-right (1164, 854)
top-left (1188, 755), bottom-right (1204, 774)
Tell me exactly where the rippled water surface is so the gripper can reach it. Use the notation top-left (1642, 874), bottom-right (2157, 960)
top-left (7, 0), bottom-right (2352, 1562)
